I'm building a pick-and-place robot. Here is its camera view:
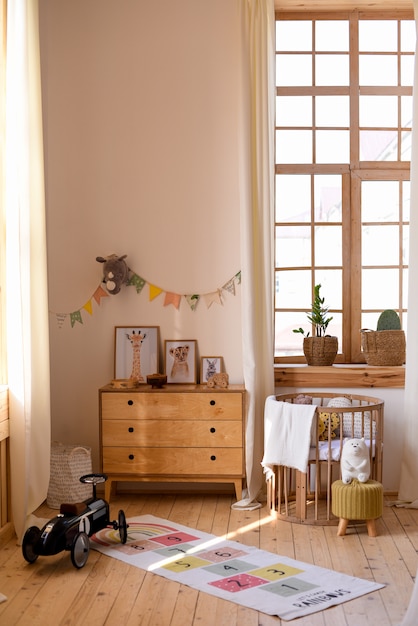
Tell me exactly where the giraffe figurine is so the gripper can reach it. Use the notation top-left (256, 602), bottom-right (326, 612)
top-left (127, 330), bottom-right (147, 383)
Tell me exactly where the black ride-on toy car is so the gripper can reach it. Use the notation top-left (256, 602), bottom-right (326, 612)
top-left (22, 473), bottom-right (128, 569)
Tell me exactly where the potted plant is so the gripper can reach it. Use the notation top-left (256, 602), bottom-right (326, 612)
top-left (361, 309), bottom-right (405, 366)
top-left (293, 284), bottom-right (338, 366)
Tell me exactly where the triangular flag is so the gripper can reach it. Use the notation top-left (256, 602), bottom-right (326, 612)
top-left (185, 294), bottom-right (200, 311)
top-left (70, 310), bottom-right (83, 327)
top-left (149, 284), bottom-right (163, 301)
top-left (235, 271), bottom-right (241, 284)
top-left (164, 292), bottom-right (181, 309)
top-left (83, 300), bottom-right (93, 315)
top-left (56, 313), bottom-right (66, 329)
top-left (203, 290), bottom-right (223, 308)
top-left (222, 277), bottom-right (236, 295)
top-left (128, 273), bottom-right (146, 294)
top-left (93, 285), bottom-right (109, 305)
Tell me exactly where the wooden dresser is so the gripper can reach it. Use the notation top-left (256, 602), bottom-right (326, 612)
top-left (99, 383), bottom-right (245, 501)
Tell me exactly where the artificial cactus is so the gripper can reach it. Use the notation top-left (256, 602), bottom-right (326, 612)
top-left (376, 309), bottom-right (402, 331)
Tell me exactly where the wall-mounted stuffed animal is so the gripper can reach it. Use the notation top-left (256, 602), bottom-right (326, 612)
top-left (341, 438), bottom-right (371, 484)
top-left (96, 254), bottom-right (129, 295)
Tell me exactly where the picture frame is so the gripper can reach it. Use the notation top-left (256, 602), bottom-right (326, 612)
top-left (164, 340), bottom-right (197, 384)
top-left (114, 326), bottom-right (160, 383)
top-left (200, 356), bottom-right (223, 384)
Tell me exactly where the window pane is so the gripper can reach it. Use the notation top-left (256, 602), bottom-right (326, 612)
top-left (315, 55), bottom-right (349, 85)
top-left (359, 20), bottom-right (397, 52)
top-left (314, 270), bottom-right (343, 309)
top-left (276, 96), bottom-right (312, 126)
top-left (359, 55), bottom-right (397, 86)
top-left (403, 224), bottom-right (409, 264)
top-left (275, 312), bottom-right (306, 357)
top-left (401, 130), bottom-right (412, 161)
top-left (362, 181), bottom-right (399, 222)
top-left (276, 21), bottom-right (312, 51)
top-left (401, 21), bottom-right (416, 52)
top-left (403, 269), bottom-right (409, 309)
top-left (314, 175), bottom-right (342, 222)
top-left (277, 55), bottom-right (312, 86)
top-left (402, 96), bottom-right (413, 127)
top-left (275, 270), bottom-right (312, 309)
top-left (276, 225), bottom-right (311, 267)
top-left (316, 96), bottom-right (349, 127)
top-left (359, 96), bottom-right (398, 128)
top-left (401, 55), bottom-right (415, 86)
top-left (362, 269), bottom-right (399, 309)
top-left (316, 130), bottom-right (349, 163)
top-left (276, 130), bottom-right (312, 163)
top-left (403, 181), bottom-right (410, 221)
top-left (276, 174), bottom-right (311, 222)
top-left (315, 21), bottom-right (349, 52)
top-left (315, 225), bottom-right (342, 266)
top-left (360, 130), bottom-right (398, 160)
top-left (362, 225), bottom-right (399, 265)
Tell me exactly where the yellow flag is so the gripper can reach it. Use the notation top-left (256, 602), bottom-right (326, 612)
top-left (149, 284), bottom-right (163, 301)
top-left (83, 300), bottom-right (93, 315)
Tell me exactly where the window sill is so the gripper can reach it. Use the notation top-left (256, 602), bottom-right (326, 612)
top-left (274, 364), bottom-right (405, 388)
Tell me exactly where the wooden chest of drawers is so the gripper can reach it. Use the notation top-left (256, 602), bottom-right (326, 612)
top-left (99, 384), bottom-right (245, 501)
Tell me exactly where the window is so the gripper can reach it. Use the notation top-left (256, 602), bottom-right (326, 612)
top-left (274, 11), bottom-right (414, 363)
top-left (0, 1), bottom-right (5, 384)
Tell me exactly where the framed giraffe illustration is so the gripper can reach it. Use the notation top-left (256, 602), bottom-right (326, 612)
top-left (114, 326), bottom-right (160, 384)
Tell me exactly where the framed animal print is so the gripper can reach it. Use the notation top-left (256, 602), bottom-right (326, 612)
top-left (164, 340), bottom-right (197, 384)
top-left (114, 326), bottom-right (160, 383)
top-left (200, 356), bottom-right (223, 384)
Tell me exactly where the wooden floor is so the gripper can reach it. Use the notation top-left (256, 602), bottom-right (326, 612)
top-left (0, 492), bottom-right (417, 625)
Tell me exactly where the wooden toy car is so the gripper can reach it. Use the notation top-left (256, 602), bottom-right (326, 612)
top-left (22, 473), bottom-right (128, 569)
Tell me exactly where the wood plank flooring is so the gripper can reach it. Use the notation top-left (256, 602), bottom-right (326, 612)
top-left (0, 493), bottom-right (417, 625)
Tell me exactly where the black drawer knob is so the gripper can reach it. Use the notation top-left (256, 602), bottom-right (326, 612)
top-left (128, 400), bottom-right (134, 406)
top-left (210, 427), bottom-right (216, 433)
top-left (210, 455), bottom-right (216, 461)
top-left (128, 454), bottom-right (135, 460)
top-left (210, 400), bottom-right (216, 406)
top-left (128, 427), bottom-right (134, 433)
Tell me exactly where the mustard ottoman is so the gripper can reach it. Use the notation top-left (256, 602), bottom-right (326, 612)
top-left (331, 479), bottom-right (383, 537)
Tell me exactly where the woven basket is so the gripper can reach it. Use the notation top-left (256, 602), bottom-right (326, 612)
top-left (361, 329), bottom-right (405, 366)
top-left (303, 336), bottom-right (338, 366)
top-left (47, 443), bottom-right (93, 509)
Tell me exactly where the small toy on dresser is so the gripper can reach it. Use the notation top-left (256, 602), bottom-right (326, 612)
top-left (341, 438), bottom-right (371, 484)
top-left (206, 372), bottom-right (229, 388)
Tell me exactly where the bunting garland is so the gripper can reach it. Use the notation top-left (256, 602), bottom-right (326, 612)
top-left (50, 270), bottom-right (242, 328)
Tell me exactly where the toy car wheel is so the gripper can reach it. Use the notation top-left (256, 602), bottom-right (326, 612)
top-left (118, 510), bottom-right (128, 544)
top-left (71, 531), bottom-right (90, 569)
top-left (22, 526), bottom-right (41, 563)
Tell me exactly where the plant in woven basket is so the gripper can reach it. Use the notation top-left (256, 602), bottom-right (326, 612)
top-left (361, 309), bottom-right (405, 366)
top-left (293, 284), bottom-right (338, 366)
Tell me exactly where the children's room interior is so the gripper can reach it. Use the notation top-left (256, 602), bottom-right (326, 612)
top-left (1, 0), bottom-right (418, 624)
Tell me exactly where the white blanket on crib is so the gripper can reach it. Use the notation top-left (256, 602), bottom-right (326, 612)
top-left (261, 396), bottom-right (316, 478)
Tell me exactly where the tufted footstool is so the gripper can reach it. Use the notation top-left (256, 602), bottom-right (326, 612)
top-left (331, 479), bottom-right (383, 537)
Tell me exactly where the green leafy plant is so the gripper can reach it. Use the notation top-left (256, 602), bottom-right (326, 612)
top-left (293, 284), bottom-right (333, 338)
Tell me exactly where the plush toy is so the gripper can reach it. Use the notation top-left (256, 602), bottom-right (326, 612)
top-left (96, 254), bottom-right (129, 295)
top-left (318, 411), bottom-right (339, 441)
top-left (341, 438), bottom-right (370, 484)
top-left (207, 372), bottom-right (229, 388)
top-left (294, 393), bottom-right (312, 405)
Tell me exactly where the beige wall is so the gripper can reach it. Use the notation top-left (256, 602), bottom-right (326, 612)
top-left (39, 0), bottom-right (243, 469)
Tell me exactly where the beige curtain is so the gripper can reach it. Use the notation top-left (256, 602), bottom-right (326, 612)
top-left (233, 0), bottom-right (275, 510)
top-left (5, 0), bottom-right (50, 542)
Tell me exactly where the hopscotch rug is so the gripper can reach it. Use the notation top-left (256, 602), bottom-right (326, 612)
top-left (90, 514), bottom-right (384, 621)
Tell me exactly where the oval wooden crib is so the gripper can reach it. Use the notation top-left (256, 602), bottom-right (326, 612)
top-left (265, 392), bottom-right (384, 525)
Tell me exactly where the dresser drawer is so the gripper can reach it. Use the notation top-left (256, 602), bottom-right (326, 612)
top-left (102, 419), bottom-right (242, 447)
top-left (103, 447), bottom-right (243, 475)
top-left (101, 391), bottom-right (242, 421)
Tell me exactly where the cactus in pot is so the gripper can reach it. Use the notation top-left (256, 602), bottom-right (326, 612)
top-left (361, 309), bottom-right (405, 366)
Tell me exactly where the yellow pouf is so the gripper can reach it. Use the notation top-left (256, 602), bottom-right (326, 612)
top-left (331, 479), bottom-right (383, 537)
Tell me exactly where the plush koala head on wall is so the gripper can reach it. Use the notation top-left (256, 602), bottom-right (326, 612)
top-left (96, 254), bottom-right (129, 295)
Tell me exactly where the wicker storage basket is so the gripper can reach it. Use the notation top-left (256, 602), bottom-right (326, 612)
top-left (47, 443), bottom-right (93, 509)
top-left (361, 329), bottom-right (405, 366)
top-left (303, 336), bottom-right (338, 366)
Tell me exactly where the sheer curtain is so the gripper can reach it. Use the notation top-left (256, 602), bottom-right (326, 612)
top-left (6, 0), bottom-right (51, 542)
top-left (233, 0), bottom-right (275, 510)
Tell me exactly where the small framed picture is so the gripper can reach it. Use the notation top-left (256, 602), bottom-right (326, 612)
top-left (200, 356), bottom-right (223, 383)
top-left (114, 326), bottom-right (160, 383)
top-left (164, 340), bottom-right (197, 384)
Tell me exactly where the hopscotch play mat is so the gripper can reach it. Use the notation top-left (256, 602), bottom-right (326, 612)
top-left (91, 514), bottom-right (384, 621)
